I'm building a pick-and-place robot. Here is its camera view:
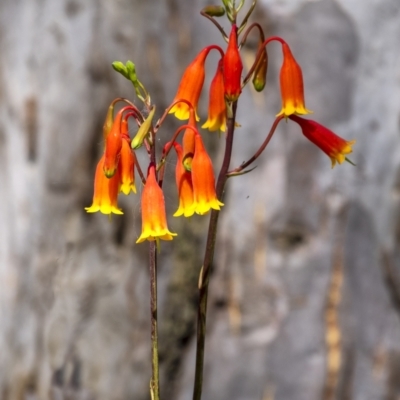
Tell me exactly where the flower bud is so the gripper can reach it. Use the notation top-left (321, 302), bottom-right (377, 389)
top-left (223, 25), bottom-right (243, 102)
top-left (252, 42), bottom-right (268, 92)
top-left (131, 106), bottom-right (156, 149)
top-left (202, 5), bottom-right (225, 17)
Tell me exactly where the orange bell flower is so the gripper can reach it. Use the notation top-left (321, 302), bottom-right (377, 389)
top-left (182, 111), bottom-right (197, 171)
top-left (277, 42), bottom-right (312, 118)
top-left (136, 165), bottom-right (177, 243)
top-left (119, 137), bottom-right (136, 195)
top-left (191, 133), bottom-right (224, 215)
top-left (173, 142), bottom-right (195, 217)
top-left (85, 155), bottom-right (123, 215)
top-left (169, 48), bottom-right (209, 121)
top-left (289, 115), bottom-right (356, 168)
top-left (202, 58), bottom-right (227, 132)
top-left (104, 108), bottom-right (124, 177)
top-left (223, 24), bottom-right (243, 102)
top-left (118, 117), bottom-right (136, 195)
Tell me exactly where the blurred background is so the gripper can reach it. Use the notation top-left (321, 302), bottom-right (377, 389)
top-left (1, 0), bottom-right (400, 399)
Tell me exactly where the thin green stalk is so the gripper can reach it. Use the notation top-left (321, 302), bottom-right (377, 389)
top-left (149, 241), bottom-right (160, 400)
top-left (192, 101), bottom-right (238, 400)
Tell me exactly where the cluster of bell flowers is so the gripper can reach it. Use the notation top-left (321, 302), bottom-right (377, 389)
top-left (85, 23), bottom-right (355, 243)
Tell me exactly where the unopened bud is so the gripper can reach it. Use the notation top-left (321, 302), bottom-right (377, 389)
top-left (131, 107), bottom-right (156, 149)
top-left (112, 61), bottom-right (129, 79)
top-left (202, 5), bottom-right (225, 17)
top-left (252, 47), bottom-right (268, 92)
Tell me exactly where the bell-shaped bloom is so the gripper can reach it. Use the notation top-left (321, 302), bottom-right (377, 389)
top-left (136, 165), bottom-right (177, 243)
top-left (191, 133), bottom-right (224, 215)
top-left (182, 111), bottom-right (197, 171)
top-left (289, 115), bottom-right (356, 168)
top-left (104, 109), bottom-right (123, 177)
top-left (85, 155), bottom-right (123, 215)
top-left (277, 42), bottom-right (312, 117)
top-left (202, 59), bottom-right (227, 132)
top-left (119, 137), bottom-right (136, 195)
top-left (223, 25), bottom-right (243, 102)
top-left (173, 143), bottom-right (195, 217)
top-left (169, 48), bottom-right (209, 121)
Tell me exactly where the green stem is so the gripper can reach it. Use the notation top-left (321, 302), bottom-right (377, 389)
top-left (192, 101), bottom-right (237, 400)
top-left (149, 241), bottom-right (160, 400)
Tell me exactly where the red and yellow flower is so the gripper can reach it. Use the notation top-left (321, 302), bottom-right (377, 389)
top-left (202, 58), bottom-right (226, 132)
top-left (223, 25), bottom-right (243, 102)
top-left (118, 117), bottom-right (136, 195)
top-left (85, 155), bottom-right (123, 215)
top-left (169, 48), bottom-right (209, 121)
top-left (136, 165), bottom-right (177, 243)
top-left (182, 111), bottom-right (197, 171)
top-left (173, 142), bottom-right (195, 217)
top-left (191, 133), bottom-right (224, 215)
top-left (277, 42), bottom-right (312, 117)
top-left (103, 108), bottom-right (124, 177)
top-left (290, 115), bottom-right (356, 168)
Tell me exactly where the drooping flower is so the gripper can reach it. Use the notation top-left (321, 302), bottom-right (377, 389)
top-left (118, 117), bottom-right (136, 195)
top-left (104, 108), bottom-right (124, 177)
top-left (136, 165), bottom-right (177, 243)
top-left (289, 115), bottom-right (356, 168)
top-left (182, 111), bottom-right (197, 171)
top-left (169, 48), bottom-right (209, 121)
top-left (191, 133), bottom-right (224, 215)
top-left (85, 155), bottom-right (123, 215)
top-left (223, 24), bottom-right (243, 102)
top-left (173, 142), bottom-right (195, 217)
top-left (277, 42), bottom-right (312, 118)
top-left (202, 58), bottom-right (227, 132)
top-left (119, 137), bottom-right (136, 195)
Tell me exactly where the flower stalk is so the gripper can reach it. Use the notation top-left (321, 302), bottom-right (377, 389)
top-left (192, 101), bottom-right (237, 400)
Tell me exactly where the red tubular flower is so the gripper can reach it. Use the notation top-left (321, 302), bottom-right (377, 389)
top-left (191, 133), bottom-right (224, 215)
top-left (136, 165), bottom-right (177, 243)
top-left (85, 155), bottom-right (123, 215)
top-left (104, 109), bottom-right (124, 177)
top-left (289, 115), bottom-right (356, 168)
top-left (118, 117), bottom-right (136, 195)
top-left (119, 137), bottom-right (136, 195)
top-left (223, 24), bottom-right (243, 102)
top-left (182, 111), bottom-right (197, 171)
top-left (277, 42), bottom-right (312, 117)
top-left (202, 58), bottom-right (227, 132)
top-left (169, 48), bottom-right (209, 121)
top-left (173, 143), bottom-right (195, 217)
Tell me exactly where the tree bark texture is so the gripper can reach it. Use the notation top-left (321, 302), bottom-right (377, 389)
top-left (0, 0), bottom-right (400, 399)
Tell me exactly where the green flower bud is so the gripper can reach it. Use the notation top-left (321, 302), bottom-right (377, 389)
top-left (202, 5), bottom-right (225, 17)
top-left (131, 106), bottom-right (156, 149)
top-left (252, 45), bottom-right (268, 92)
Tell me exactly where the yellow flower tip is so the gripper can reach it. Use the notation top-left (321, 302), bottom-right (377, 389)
top-left (194, 199), bottom-right (224, 215)
top-left (276, 105), bottom-right (313, 118)
top-left (120, 183), bottom-right (136, 195)
top-left (169, 103), bottom-right (200, 121)
top-left (136, 229), bottom-right (177, 243)
top-left (173, 205), bottom-right (195, 218)
top-left (169, 104), bottom-right (190, 120)
top-left (84, 205), bottom-right (99, 213)
top-left (201, 118), bottom-right (226, 133)
top-left (84, 204), bottom-right (123, 215)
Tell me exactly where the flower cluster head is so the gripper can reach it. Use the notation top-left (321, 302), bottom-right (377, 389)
top-left (86, 0), bottom-right (356, 246)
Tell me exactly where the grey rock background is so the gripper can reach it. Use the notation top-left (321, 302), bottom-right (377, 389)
top-left (0, 0), bottom-right (399, 399)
